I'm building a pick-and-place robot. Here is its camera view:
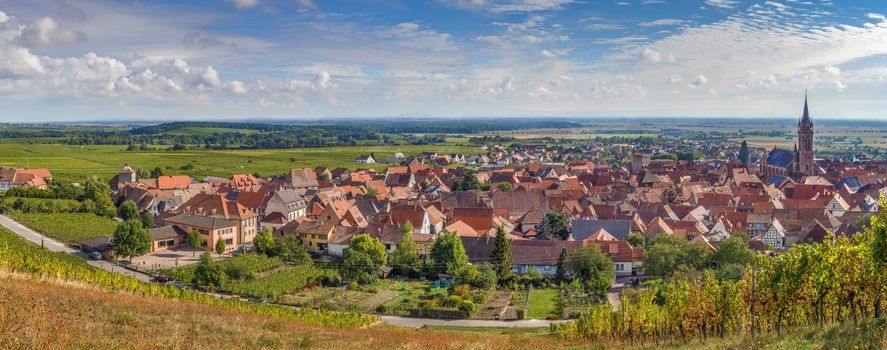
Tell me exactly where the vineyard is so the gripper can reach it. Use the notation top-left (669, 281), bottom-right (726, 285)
top-left (6, 212), bottom-right (117, 243)
top-left (224, 266), bottom-right (338, 300)
top-left (0, 227), bottom-right (377, 328)
top-left (158, 254), bottom-right (282, 284)
top-left (551, 206), bottom-right (887, 347)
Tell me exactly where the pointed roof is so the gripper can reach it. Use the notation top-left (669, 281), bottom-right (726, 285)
top-left (800, 91), bottom-right (812, 126)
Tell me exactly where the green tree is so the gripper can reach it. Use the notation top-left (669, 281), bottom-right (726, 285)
top-left (556, 248), bottom-right (568, 283)
top-left (490, 225), bottom-right (512, 282)
top-left (117, 200), bottom-right (140, 221)
top-left (342, 233), bottom-right (387, 283)
top-left (86, 179), bottom-right (115, 217)
top-left (627, 232), bottom-right (645, 248)
top-left (215, 238), bottom-right (226, 255)
top-left (141, 211), bottom-right (155, 228)
top-left (538, 212), bottom-right (569, 240)
top-left (455, 263), bottom-right (497, 289)
top-left (567, 245), bottom-right (615, 300)
top-left (254, 229), bottom-right (275, 255)
top-left (496, 182), bottom-right (513, 192)
top-left (430, 231), bottom-right (468, 275)
top-left (274, 235), bottom-right (311, 265)
top-left (193, 251), bottom-right (222, 290)
top-left (112, 220), bottom-right (151, 261)
top-left (150, 166), bottom-right (163, 178)
top-left (644, 234), bottom-right (712, 277)
top-left (391, 224), bottom-right (419, 277)
top-left (187, 229), bottom-right (203, 257)
top-left (738, 140), bottom-right (750, 164)
top-left (712, 233), bottom-right (755, 280)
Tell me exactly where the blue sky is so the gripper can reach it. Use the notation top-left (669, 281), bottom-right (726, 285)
top-left (1, 0), bottom-right (886, 121)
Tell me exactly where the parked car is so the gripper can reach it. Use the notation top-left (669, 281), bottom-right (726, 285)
top-left (87, 252), bottom-right (103, 260)
top-left (152, 275), bottom-right (170, 283)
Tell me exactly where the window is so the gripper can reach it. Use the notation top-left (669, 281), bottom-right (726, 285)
top-left (544, 266), bottom-right (551, 271)
top-left (158, 241), bottom-right (166, 247)
top-left (165, 239), bottom-right (175, 246)
top-left (225, 238), bottom-right (233, 245)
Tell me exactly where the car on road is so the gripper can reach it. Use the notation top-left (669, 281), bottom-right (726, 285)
top-left (87, 252), bottom-right (103, 260)
top-left (151, 275), bottom-right (170, 283)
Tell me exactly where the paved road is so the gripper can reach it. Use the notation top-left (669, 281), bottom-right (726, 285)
top-left (0, 214), bottom-right (153, 283)
top-left (380, 315), bottom-right (569, 328)
top-left (607, 279), bottom-right (626, 310)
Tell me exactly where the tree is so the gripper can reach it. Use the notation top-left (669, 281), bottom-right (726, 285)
top-left (274, 235), bottom-right (311, 265)
top-left (187, 229), bottom-right (203, 257)
top-left (141, 211), bottom-right (155, 228)
top-left (429, 231), bottom-right (468, 275)
top-left (391, 224), bottom-right (419, 277)
top-left (712, 233), bottom-right (755, 276)
top-left (112, 220), bottom-right (151, 261)
top-left (117, 200), bottom-right (140, 221)
top-left (738, 140), bottom-right (750, 164)
top-left (567, 245), bottom-right (615, 300)
top-left (455, 263), bottom-right (497, 289)
top-left (497, 182), bottom-right (513, 192)
top-left (538, 212), bottom-right (569, 240)
top-left (254, 229), bottom-right (275, 255)
top-left (556, 248), bottom-right (568, 283)
top-left (490, 225), bottom-right (512, 281)
top-left (644, 234), bottom-right (712, 277)
top-left (453, 171), bottom-right (481, 191)
top-left (627, 232), bottom-right (645, 248)
top-left (342, 233), bottom-right (387, 283)
top-left (150, 166), bottom-right (163, 178)
top-left (86, 179), bottom-right (115, 218)
top-left (193, 252), bottom-right (222, 290)
top-left (215, 238), bottom-right (226, 255)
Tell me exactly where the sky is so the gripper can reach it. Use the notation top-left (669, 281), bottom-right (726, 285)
top-left (0, 0), bottom-right (886, 121)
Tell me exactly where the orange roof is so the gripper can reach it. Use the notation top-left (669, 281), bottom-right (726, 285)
top-left (17, 168), bottom-right (52, 178)
top-left (156, 175), bottom-right (191, 190)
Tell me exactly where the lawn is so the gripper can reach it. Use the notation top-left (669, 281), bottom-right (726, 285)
top-left (526, 289), bottom-right (561, 320)
top-left (0, 142), bottom-right (481, 183)
top-left (7, 212), bottom-right (117, 243)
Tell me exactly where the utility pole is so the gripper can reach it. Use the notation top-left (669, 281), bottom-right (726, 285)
top-left (751, 262), bottom-right (755, 336)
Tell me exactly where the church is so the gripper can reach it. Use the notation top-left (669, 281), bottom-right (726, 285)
top-left (760, 94), bottom-right (816, 180)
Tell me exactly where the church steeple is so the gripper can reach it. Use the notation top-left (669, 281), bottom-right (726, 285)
top-left (796, 91), bottom-right (814, 175)
top-left (800, 89), bottom-right (812, 126)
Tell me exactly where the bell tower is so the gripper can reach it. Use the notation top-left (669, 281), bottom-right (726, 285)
top-left (796, 91), bottom-right (814, 175)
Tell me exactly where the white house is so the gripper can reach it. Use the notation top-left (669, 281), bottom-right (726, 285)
top-left (356, 155), bottom-right (376, 164)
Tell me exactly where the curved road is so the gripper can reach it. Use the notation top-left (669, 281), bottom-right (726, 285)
top-left (1, 213), bottom-right (573, 328)
top-left (0, 214), bottom-right (153, 283)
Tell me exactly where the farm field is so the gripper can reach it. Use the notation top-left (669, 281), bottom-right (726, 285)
top-left (7, 212), bottom-right (117, 243)
top-left (0, 142), bottom-right (481, 183)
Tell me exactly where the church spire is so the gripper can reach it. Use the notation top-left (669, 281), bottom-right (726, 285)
top-left (801, 90), bottom-right (812, 125)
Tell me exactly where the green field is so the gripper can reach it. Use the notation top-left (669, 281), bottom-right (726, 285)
top-left (526, 289), bottom-right (561, 320)
top-left (6, 212), bottom-right (117, 243)
top-left (0, 142), bottom-right (481, 182)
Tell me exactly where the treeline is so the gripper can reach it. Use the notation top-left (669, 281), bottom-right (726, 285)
top-left (551, 201), bottom-right (887, 344)
top-left (47, 120), bottom-right (578, 149)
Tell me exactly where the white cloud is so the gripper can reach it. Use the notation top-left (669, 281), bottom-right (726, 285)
top-left (642, 48), bottom-right (661, 63)
top-left (225, 0), bottom-right (260, 9)
top-left (20, 17), bottom-right (87, 46)
top-left (705, 0), bottom-right (738, 9)
top-left (443, 0), bottom-right (574, 13)
top-left (638, 19), bottom-right (688, 27)
top-left (690, 74), bottom-right (708, 88)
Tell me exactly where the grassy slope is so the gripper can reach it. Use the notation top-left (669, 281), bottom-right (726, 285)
top-left (0, 276), bottom-right (576, 350)
top-left (0, 142), bottom-right (480, 182)
top-left (7, 212), bottom-right (117, 243)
